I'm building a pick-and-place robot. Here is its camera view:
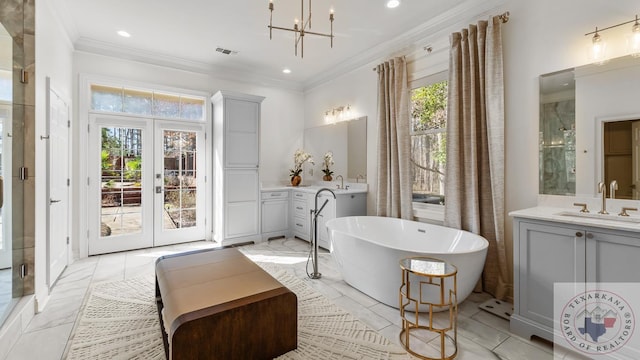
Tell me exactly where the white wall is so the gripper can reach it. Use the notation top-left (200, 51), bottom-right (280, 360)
top-left (35, 0), bottom-right (75, 309)
top-left (71, 52), bottom-right (304, 257)
top-left (303, 0), bottom-right (640, 296)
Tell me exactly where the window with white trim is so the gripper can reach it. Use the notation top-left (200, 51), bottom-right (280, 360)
top-left (90, 84), bottom-right (206, 121)
top-left (410, 72), bottom-right (448, 205)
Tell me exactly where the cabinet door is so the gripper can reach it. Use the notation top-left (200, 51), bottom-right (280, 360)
top-left (518, 222), bottom-right (586, 328)
top-left (224, 170), bottom-right (259, 239)
top-left (262, 199), bottom-right (289, 234)
top-left (224, 98), bottom-right (259, 168)
top-left (587, 231), bottom-right (640, 282)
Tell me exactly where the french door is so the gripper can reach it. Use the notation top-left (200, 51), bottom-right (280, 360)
top-left (89, 114), bottom-right (206, 255)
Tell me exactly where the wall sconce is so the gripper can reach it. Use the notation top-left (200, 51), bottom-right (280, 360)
top-left (324, 104), bottom-right (353, 124)
top-left (586, 14), bottom-right (640, 63)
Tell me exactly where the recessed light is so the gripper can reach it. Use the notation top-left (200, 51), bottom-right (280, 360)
top-left (386, 0), bottom-right (400, 9)
top-left (282, 68), bottom-right (292, 74)
top-left (117, 30), bottom-right (131, 38)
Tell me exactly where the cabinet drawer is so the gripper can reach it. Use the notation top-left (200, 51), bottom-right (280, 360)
top-left (261, 191), bottom-right (289, 200)
top-left (293, 200), bottom-right (307, 217)
top-left (292, 191), bottom-right (308, 200)
top-left (292, 218), bottom-right (309, 237)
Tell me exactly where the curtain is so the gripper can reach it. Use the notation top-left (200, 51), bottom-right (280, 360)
top-left (375, 57), bottom-right (413, 219)
top-left (444, 17), bottom-right (509, 299)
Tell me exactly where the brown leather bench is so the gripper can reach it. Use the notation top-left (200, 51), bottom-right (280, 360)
top-left (155, 247), bottom-right (297, 359)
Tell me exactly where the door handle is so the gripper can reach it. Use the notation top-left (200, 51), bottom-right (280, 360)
top-left (156, 186), bottom-right (163, 194)
top-left (50, 198), bottom-right (61, 204)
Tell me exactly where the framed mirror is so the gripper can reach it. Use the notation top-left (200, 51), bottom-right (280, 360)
top-left (539, 55), bottom-right (640, 198)
top-left (304, 116), bottom-right (367, 181)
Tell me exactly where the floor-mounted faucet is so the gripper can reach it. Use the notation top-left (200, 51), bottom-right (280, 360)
top-left (598, 181), bottom-right (609, 214)
top-left (307, 188), bottom-right (336, 279)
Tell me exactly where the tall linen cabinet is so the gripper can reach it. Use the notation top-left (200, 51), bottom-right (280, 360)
top-left (212, 91), bottom-right (265, 246)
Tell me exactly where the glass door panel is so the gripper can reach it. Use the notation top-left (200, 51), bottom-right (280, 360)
top-left (89, 115), bottom-right (153, 255)
top-left (154, 121), bottom-right (205, 246)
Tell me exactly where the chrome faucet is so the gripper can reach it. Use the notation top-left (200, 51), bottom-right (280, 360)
top-left (609, 180), bottom-right (618, 199)
top-left (335, 175), bottom-right (344, 189)
top-left (356, 174), bottom-right (365, 183)
top-left (308, 188), bottom-right (336, 280)
top-left (598, 181), bottom-right (609, 214)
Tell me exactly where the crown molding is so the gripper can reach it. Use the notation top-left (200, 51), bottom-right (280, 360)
top-left (73, 37), bottom-right (304, 92)
top-left (302, 0), bottom-right (507, 91)
top-left (47, 0), bottom-right (79, 42)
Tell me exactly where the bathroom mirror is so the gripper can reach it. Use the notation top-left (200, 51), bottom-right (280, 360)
top-left (304, 116), bottom-right (367, 181)
top-left (539, 55), bottom-right (640, 198)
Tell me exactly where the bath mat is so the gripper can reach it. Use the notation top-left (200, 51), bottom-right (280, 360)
top-left (478, 298), bottom-right (513, 321)
top-left (64, 263), bottom-right (412, 359)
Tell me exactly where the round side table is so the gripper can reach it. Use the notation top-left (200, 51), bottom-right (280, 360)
top-left (399, 257), bottom-right (458, 360)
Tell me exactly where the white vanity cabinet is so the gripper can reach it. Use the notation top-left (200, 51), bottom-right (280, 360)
top-left (212, 91), bottom-right (264, 246)
top-left (261, 190), bottom-right (289, 240)
top-left (511, 215), bottom-right (640, 342)
top-left (289, 190), bottom-right (366, 250)
top-left (291, 190), bottom-right (310, 240)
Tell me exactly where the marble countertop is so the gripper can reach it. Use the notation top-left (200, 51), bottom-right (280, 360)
top-left (261, 183), bottom-right (368, 195)
top-left (510, 206), bottom-right (640, 233)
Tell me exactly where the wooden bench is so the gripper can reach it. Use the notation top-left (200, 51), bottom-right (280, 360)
top-left (155, 248), bottom-right (297, 360)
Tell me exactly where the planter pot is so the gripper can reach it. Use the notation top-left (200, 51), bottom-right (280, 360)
top-left (291, 175), bottom-right (302, 186)
top-left (323, 175), bottom-right (333, 181)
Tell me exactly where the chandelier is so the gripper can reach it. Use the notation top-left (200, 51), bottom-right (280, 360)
top-left (268, 0), bottom-right (334, 58)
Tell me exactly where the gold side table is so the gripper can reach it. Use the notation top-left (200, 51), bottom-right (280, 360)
top-left (399, 257), bottom-right (458, 360)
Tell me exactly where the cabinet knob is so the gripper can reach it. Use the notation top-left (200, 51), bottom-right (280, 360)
top-left (575, 232), bottom-right (583, 237)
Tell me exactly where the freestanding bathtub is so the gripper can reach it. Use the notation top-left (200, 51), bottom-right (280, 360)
top-left (326, 216), bottom-right (489, 310)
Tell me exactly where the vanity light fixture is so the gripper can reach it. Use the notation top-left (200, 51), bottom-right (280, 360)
top-left (585, 14), bottom-right (640, 62)
top-left (324, 104), bottom-right (353, 124)
top-left (630, 15), bottom-right (640, 57)
top-left (268, 0), bottom-right (335, 58)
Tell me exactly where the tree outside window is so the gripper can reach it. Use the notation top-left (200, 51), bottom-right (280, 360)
top-left (410, 80), bottom-right (447, 205)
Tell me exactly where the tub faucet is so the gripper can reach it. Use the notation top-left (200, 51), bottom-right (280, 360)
top-left (598, 181), bottom-right (609, 214)
top-left (335, 175), bottom-right (344, 189)
top-left (308, 188), bottom-right (336, 280)
top-left (609, 180), bottom-right (618, 199)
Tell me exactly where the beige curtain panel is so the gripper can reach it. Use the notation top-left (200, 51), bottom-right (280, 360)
top-left (444, 17), bottom-right (510, 300)
top-left (375, 57), bottom-right (413, 219)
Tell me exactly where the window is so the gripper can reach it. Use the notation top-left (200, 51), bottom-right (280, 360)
top-left (90, 84), bottom-right (205, 121)
top-left (410, 74), bottom-right (448, 205)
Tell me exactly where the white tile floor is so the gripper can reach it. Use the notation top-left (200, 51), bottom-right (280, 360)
top-left (2, 238), bottom-right (563, 359)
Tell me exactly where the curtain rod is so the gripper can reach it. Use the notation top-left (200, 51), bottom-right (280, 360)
top-left (372, 11), bottom-right (510, 71)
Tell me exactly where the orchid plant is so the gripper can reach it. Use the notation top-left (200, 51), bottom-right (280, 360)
top-left (321, 151), bottom-right (334, 176)
top-left (289, 149), bottom-right (314, 178)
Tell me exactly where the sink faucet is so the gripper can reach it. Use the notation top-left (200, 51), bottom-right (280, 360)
top-left (335, 175), bottom-right (344, 189)
top-left (598, 181), bottom-right (609, 214)
top-left (356, 174), bottom-right (365, 183)
top-left (609, 180), bottom-right (618, 199)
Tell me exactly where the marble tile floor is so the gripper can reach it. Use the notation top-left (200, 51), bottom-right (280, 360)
top-left (2, 238), bottom-right (568, 359)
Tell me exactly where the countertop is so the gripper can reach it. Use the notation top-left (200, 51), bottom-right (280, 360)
top-left (261, 183), bottom-right (368, 195)
top-left (510, 206), bottom-right (640, 233)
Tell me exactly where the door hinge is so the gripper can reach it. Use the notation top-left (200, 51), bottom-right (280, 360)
top-left (87, 124), bottom-right (90, 133)
top-left (19, 167), bottom-right (28, 180)
top-left (67, 120), bottom-right (71, 128)
top-left (205, 132), bottom-right (207, 140)
top-left (20, 264), bottom-right (27, 279)
top-left (67, 178), bottom-right (70, 186)
top-left (87, 229), bottom-right (90, 239)
top-left (20, 69), bottom-right (28, 84)
top-left (87, 177), bottom-right (90, 186)
top-left (66, 236), bottom-right (69, 245)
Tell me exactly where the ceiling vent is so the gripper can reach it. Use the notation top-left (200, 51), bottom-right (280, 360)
top-left (215, 47), bottom-right (238, 55)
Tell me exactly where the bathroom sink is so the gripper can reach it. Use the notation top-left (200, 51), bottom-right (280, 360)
top-left (554, 211), bottom-right (640, 224)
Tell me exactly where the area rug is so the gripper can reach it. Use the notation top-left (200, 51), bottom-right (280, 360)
top-left (65, 263), bottom-right (412, 359)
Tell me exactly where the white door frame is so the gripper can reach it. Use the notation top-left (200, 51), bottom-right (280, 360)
top-left (45, 78), bottom-right (71, 288)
